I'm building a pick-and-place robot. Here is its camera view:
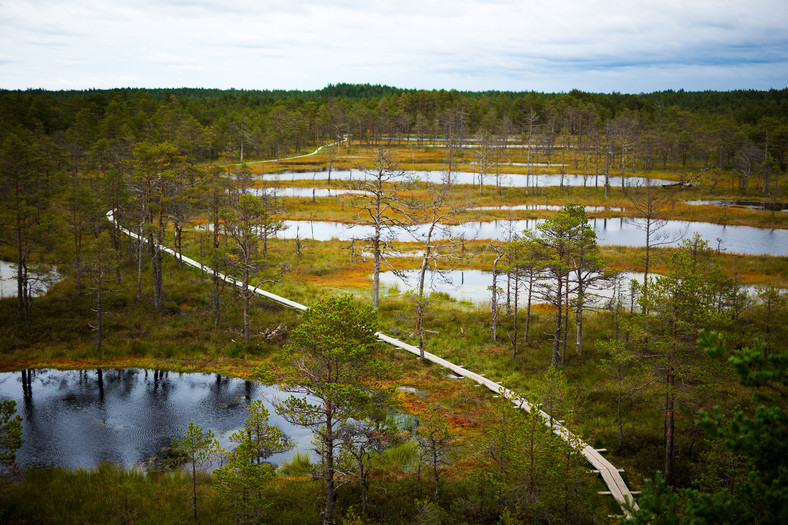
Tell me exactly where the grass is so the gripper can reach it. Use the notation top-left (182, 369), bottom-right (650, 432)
top-left (277, 450), bottom-right (313, 478)
top-left (0, 464), bottom-right (225, 524)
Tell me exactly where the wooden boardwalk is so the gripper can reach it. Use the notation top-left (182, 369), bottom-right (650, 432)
top-left (107, 210), bottom-right (637, 517)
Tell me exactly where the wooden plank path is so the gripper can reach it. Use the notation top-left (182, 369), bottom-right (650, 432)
top-left (107, 210), bottom-right (637, 517)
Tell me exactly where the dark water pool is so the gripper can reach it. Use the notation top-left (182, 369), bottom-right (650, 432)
top-left (0, 369), bottom-right (313, 471)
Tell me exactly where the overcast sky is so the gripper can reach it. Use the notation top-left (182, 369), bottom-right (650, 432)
top-left (1, 0), bottom-right (786, 93)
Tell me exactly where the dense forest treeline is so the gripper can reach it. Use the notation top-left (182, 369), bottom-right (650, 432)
top-left (2, 85), bottom-right (786, 179)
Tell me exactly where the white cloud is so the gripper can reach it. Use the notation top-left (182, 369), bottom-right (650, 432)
top-left (0, 0), bottom-right (786, 91)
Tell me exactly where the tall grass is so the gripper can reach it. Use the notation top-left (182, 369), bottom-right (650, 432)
top-left (277, 450), bottom-right (312, 477)
top-left (0, 464), bottom-right (225, 524)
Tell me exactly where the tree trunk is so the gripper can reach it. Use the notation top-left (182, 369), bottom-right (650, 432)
top-left (150, 234), bottom-right (163, 312)
top-left (417, 250), bottom-right (429, 358)
top-left (96, 269), bottom-right (102, 356)
top-left (575, 284), bottom-right (584, 356)
top-left (524, 270), bottom-right (533, 343)
top-left (243, 248), bottom-right (251, 345)
top-left (372, 230), bottom-right (381, 309)
top-left (511, 272), bottom-right (519, 360)
top-left (15, 217), bottom-right (28, 324)
top-left (323, 420), bottom-right (336, 525)
top-left (665, 367), bottom-right (675, 485)
top-left (561, 278), bottom-right (569, 365)
top-left (617, 390), bottom-right (623, 448)
top-left (552, 276), bottom-right (563, 368)
top-left (490, 262), bottom-right (499, 342)
top-left (192, 462), bottom-right (198, 520)
top-left (432, 448), bottom-right (440, 501)
top-left (213, 211), bottom-right (221, 329)
top-left (136, 232), bottom-right (143, 300)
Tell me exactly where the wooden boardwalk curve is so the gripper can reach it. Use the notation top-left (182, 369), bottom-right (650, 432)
top-left (107, 210), bottom-right (637, 517)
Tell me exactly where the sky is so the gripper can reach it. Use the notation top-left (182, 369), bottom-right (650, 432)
top-left (1, 0), bottom-right (787, 94)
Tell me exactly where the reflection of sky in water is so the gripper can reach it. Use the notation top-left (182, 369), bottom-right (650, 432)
top-left (256, 169), bottom-right (671, 188)
top-left (376, 269), bottom-right (760, 306)
top-left (274, 218), bottom-right (787, 256)
top-left (0, 369), bottom-right (315, 470)
top-left (246, 187), bottom-right (371, 198)
top-left (0, 261), bottom-right (60, 299)
top-left (685, 200), bottom-right (787, 212)
top-left (471, 204), bottom-right (626, 213)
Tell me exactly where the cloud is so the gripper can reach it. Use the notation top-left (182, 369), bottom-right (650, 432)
top-left (0, 0), bottom-right (786, 91)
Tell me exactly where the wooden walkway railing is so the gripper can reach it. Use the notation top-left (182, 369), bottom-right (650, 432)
top-left (107, 210), bottom-right (637, 517)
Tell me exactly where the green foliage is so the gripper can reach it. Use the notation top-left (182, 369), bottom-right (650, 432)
top-left (1, 83), bottom-right (787, 523)
top-left (0, 400), bottom-right (23, 485)
top-left (339, 393), bottom-right (398, 515)
top-left (472, 397), bottom-right (594, 523)
top-left (212, 401), bottom-right (292, 522)
top-left (171, 421), bottom-right (220, 520)
top-left (523, 204), bottom-right (604, 366)
top-left (0, 464), bottom-right (226, 524)
top-left (235, 400), bottom-right (292, 464)
top-left (622, 471), bottom-right (680, 525)
top-left (213, 436), bottom-right (277, 524)
top-left (415, 407), bottom-right (455, 502)
top-left (679, 332), bottom-right (788, 524)
top-left (596, 317), bottom-right (647, 449)
top-left (271, 294), bottom-right (384, 525)
top-left (638, 239), bottom-right (737, 484)
top-left (278, 450), bottom-right (313, 476)
top-left (536, 365), bottom-right (572, 425)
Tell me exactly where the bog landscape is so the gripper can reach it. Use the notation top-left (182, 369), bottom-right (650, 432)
top-left (0, 85), bottom-right (786, 524)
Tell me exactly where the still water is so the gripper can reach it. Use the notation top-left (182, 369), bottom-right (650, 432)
top-left (257, 169), bottom-right (672, 188)
top-left (685, 200), bottom-right (788, 212)
top-left (0, 369), bottom-right (312, 470)
top-left (0, 261), bottom-right (61, 298)
top-left (246, 187), bottom-right (371, 198)
top-left (376, 269), bottom-right (760, 306)
top-left (275, 218), bottom-right (788, 256)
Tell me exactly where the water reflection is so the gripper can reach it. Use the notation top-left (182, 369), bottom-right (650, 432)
top-left (256, 169), bottom-right (672, 188)
top-left (273, 218), bottom-right (788, 256)
top-left (0, 369), bottom-right (313, 470)
top-left (471, 204), bottom-right (627, 213)
top-left (376, 269), bottom-right (760, 306)
top-left (685, 200), bottom-right (788, 212)
top-left (0, 261), bottom-right (61, 298)
top-left (246, 187), bottom-right (371, 198)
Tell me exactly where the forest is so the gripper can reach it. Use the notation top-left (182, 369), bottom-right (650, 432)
top-left (0, 85), bottom-right (786, 524)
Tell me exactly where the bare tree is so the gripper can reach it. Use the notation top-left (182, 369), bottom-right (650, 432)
top-left (416, 407), bottom-right (455, 502)
top-left (440, 105), bottom-right (466, 186)
top-left (735, 140), bottom-right (764, 194)
top-left (130, 142), bottom-right (182, 312)
top-left (489, 243), bottom-right (505, 342)
top-left (350, 147), bottom-right (414, 309)
top-left (568, 208), bottom-right (608, 356)
top-left (85, 230), bottom-right (118, 357)
top-left (612, 113), bottom-right (640, 195)
top-left (249, 183), bottom-right (286, 260)
top-left (628, 184), bottom-right (684, 311)
top-left (475, 130), bottom-right (495, 196)
top-left (408, 188), bottom-right (472, 357)
top-left (522, 111), bottom-right (540, 195)
top-left (524, 205), bottom-right (594, 367)
top-left (221, 194), bottom-right (264, 345)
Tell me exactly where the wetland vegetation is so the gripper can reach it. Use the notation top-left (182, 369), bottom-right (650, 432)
top-left (0, 85), bottom-right (786, 523)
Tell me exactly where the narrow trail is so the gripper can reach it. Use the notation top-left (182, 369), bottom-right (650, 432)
top-left (236, 140), bottom-right (344, 167)
top-left (106, 145), bottom-right (638, 517)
